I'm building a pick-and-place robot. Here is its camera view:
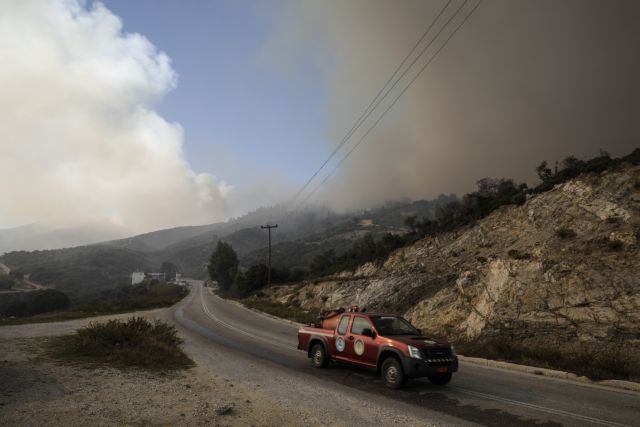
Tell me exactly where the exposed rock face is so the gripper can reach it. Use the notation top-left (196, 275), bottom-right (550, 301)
top-left (262, 164), bottom-right (640, 348)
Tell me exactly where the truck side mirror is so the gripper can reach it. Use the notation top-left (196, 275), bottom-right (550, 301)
top-left (362, 328), bottom-right (376, 338)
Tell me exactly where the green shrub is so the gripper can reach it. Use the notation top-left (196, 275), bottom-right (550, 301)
top-left (0, 276), bottom-right (15, 290)
top-left (555, 228), bottom-right (577, 239)
top-left (507, 249), bottom-right (532, 260)
top-left (0, 289), bottom-right (69, 317)
top-left (28, 289), bottom-right (69, 314)
top-left (608, 239), bottom-right (624, 251)
top-left (606, 216), bottom-right (621, 224)
top-left (76, 282), bottom-right (188, 313)
top-left (242, 297), bottom-right (316, 323)
top-left (49, 317), bottom-right (193, 370)
top-left (0, 300), bottom-right (27, 317)
top-left (289, 297), bottom-right (300, 307)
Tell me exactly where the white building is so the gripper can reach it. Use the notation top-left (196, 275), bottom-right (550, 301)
top-left (131, 271), bottom-right (146, 285)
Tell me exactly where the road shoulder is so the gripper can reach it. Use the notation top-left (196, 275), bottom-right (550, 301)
top-left (0, 335), bottom-right (318, 426)
top-left (228, 295), bottom-right (640, 394)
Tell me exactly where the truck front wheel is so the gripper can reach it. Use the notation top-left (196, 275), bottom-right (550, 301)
top-left (310, 343), bottom-right (328, 368)
top-left (381, 357), bottom-right (405, 389)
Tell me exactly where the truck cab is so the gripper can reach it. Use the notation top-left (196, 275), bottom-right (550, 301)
top-left (298, 310), bottom-right (458, 388)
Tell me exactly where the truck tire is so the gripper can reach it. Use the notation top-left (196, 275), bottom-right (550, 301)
top-left (311, 343), bottom-right (328, 368)
top-left (428, 373), bottom-right (452, 386)
top-left (381, 357), bottom-right (405, 389)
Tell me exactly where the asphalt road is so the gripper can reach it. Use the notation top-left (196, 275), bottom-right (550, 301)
top-left (173, 281), bottom-right (639, 427)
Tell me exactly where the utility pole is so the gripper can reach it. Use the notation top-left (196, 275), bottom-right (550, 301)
top-left (260, 224), bottom-right (278, 285)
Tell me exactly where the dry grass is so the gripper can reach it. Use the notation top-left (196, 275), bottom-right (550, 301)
top-left (457, 337), bottom-right (640, 381)
top-left (241, 296), bottom-right (317, 323)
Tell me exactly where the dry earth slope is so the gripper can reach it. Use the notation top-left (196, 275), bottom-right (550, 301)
top-left (262, 164), bottom-right (640, 357)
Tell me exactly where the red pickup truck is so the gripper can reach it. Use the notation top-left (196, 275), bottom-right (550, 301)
top-left (298, 308), bottom-right (458, 388)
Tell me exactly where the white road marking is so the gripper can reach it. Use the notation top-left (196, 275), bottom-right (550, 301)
top-left (452, 387), bottom-right (631, 427)
top-left (194, 284), bottom-right (632, 427)
top-left (199, 285), bottom-right (295, 352)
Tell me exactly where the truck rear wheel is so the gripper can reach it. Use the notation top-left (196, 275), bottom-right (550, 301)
top-left (381, 357), bottom-right (405, 389)
top-left (310, 343), bottom-right (328, 368)
top-left (428, 373), bottom-right (452, 386)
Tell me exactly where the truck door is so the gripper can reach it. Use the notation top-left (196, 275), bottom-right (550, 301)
top-left (333, 315), bottom-right (351, 362)
top-left (344, 315), bottom-right (378, 367)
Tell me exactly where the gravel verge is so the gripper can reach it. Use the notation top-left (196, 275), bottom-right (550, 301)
top-left (0, 337), bottom-right (308, 426)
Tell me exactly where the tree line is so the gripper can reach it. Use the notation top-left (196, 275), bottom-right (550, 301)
top-left (207, 241), bottom-right (306, 298)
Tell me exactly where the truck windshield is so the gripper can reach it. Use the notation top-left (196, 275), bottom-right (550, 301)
top-left (371, 316), bottom-right (420, 336)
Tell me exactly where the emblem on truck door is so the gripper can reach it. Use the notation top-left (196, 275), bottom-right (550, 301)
top-left (336, 336), bottom-right (345, 352)
top-left (354, 339), bottom-right (365, 356)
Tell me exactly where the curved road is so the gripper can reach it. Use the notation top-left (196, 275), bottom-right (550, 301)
top-left (173, 281), bottom-right (639, 427)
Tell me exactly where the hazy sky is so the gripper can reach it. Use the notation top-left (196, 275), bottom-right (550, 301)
top-left (1, 0), bottom-right (639, 232)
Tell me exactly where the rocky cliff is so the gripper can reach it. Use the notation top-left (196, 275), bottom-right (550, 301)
top-left (261, 164), bottom-right (640, 356)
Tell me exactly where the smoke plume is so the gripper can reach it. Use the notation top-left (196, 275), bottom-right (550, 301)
top-left (265, 0), bottom-right (640, 211)
top-left (0, 0), bottom-right (233, 233)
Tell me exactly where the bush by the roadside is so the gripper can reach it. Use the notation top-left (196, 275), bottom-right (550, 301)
top-left (0, 289), bottom-right (69, 317)
top-left (507, 249), bottom-right (531, 260)
top-left (242, 295), bottom-right (317, 323)
top-left (75, 281), bottom-right (188, 313)
top-left (1, 282), bottom-right (188, 325)
top-left (456, 336), bottom-right (640, 381)
top-left (48, 317), bottom-right (193, 370)
top-left (555, 228), bottom-right (577, 239)
top-left (0, 274), bottom-right (15, 290)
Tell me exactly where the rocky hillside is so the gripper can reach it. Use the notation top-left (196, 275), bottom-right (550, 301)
top-left (259, 164), bottom-right (640, 358)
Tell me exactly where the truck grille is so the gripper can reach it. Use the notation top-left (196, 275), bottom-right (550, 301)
top-left (421, 348), bottom-right (454, 365)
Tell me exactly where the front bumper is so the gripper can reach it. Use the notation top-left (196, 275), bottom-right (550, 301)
top-left (400, 354), bottom-right (459, 378)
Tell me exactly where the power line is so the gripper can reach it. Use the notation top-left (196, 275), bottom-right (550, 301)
top-left (286, 0), bottom-right (454, 210)
top-left (292, 0), bottom-right (470, 210)
top-left (293, 0), bottom-right (483, 210)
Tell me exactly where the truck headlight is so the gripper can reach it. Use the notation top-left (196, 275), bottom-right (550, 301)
top-left (408, 345), bottom-right (422, 359)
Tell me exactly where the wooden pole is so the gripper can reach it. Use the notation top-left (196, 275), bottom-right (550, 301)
top-left (260, 224), bottom-right (278, 285)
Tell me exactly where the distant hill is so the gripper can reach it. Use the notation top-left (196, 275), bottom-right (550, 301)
top-left (107, 223), bottom-right (223, 253)
top-left (0, 197), bottom-right (455, 293)
top-left (0, 223), bottom-right (129, 255)
top-left (1, 246), bottom-right (155, 296)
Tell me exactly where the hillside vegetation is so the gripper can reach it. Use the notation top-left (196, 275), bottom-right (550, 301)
top-left (251, 150), bottom-right (640, 380)
top-left (1, 246), bottom-right (155, 296)
top-left (0, 198), bottom-right (452, 294)
top-left (0, 281), bottom-right (188, 324)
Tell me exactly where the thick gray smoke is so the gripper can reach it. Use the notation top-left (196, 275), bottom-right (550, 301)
top-left (265, 0), bottom-right (640, 211)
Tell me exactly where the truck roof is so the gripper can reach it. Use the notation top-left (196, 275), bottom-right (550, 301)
top-left (340, 312), bottom-right (399, 318)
